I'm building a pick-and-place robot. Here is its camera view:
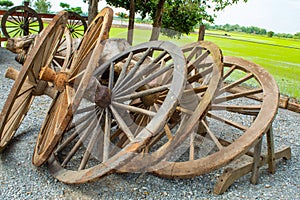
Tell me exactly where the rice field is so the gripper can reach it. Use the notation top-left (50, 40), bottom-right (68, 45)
top-left (110, 28), bottom-right (300, 100)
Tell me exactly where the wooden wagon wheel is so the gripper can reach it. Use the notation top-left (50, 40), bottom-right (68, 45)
top-left (66, 11), bottom-right (88, 38)
top-left (46, 40), bottom-right (187, 184)
top-left (116, 41), bottom-right (224, 173)
top-left (149, 56), bottom-right (279, 178)
top-left (1, 5), bottom-right (43, 38)
top-left (0, 11), bottom-right (68, 152)
top-left (32, 7), bottom-right (114, 167)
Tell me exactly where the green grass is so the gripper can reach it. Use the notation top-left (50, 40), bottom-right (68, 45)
top-left (110, 28), bottom-right (300, 100)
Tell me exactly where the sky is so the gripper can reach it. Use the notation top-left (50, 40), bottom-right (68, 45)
top-left (10, 0), bottom-right (300, 34)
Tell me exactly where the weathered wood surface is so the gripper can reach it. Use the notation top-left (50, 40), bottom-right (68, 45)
top-left (0, 10), bottom-right (69, 152)
top-left (32, 7), bottom-right (114, 167)
top-left (47, 40), bottom-right (187, 184)
top-left (149, 56), bottom-right (279, 179)
top-left (116, 40), bottom-right (223, 173)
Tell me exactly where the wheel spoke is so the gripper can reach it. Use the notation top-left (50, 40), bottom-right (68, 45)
top-left (113, 52), bottom-right (134, 90)
top-left (207, 112), bottom-right (248, 131)
top-left (211, 104), bottom-right (261, 116)
top-left (201, 120), bottom-right (223, 150)
top-left (61, 110), bottom-right (101, 167)
top-left (110, 105), bottom-right (135, 141)
top-left (187, 66), bottom-right (213, 83)
top-left (187, 50), bottom-right (210, 73)
top-left (79, 110), bottom-right (105, 170)
top-left (214, 88), bottom-right (263, 104)
top-left (112, 102), bottom-right (156, 117)
top-left (114, 48), bottom-right (153, 92)
top-left (116, 63), bottom-right (173, 98)
top-left (114, 84), bottom-right (170, 102)
top-left (220, 73), bottom-right (254, 94)
top-left (103, 108), bottom-right (112, 161)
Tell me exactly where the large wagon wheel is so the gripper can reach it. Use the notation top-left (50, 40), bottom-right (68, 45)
top-left (0, 11), bottom-right (68, 152)
top-left (32, 7), bottom-right (114, 167)
top-left (66, 11), bottom-right (87, 38)
top-left (116, 41), bottom-right (223, 173)
top-left (46, 40), bottom-right (186, 184)
top-left (149, 56), bottom-right (279, 178)
top-left (1, 5), bottom-right (43, 38)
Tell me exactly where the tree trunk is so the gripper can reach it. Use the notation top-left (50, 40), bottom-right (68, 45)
top-left (88, 0), bottom-right (98, 25)
top-left (127, 0), bottom-right (135, 45)
top-left (198, 24), bottom-right (205, 41)
top-left (150, 0), bottom-right (166, 41)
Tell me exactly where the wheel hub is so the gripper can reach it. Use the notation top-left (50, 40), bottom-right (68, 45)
top-left (95, 85), bottom-right (111, 108)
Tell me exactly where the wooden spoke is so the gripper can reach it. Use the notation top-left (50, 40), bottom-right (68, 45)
top-left (78, 110), bottom-right (104, 170)
top-left (207, 112), bottom-right (248, 131)
top-left (116, 64), bottom-right (173, 98)
top-left (189, 132), bottom-right (196, 160)
top-left (210, 104), bottom-right (261, 116)
top-left (110, 106), bottom-right (135, 141)
top-left (114, 84), bottom-right (170, 102)
top-left (187, 50), bottom-right (210, 73)
top-left (114, 50), bottom-right (168, 93)
top-left (187, 66), bottom-right (213, 83)
top-left (112, 102), bottom-right (156, 117)
top-left (103, 108), bottom-right (112, 161)
top-left (113, 52), bottom-right (134, 90)
top-left (113, 48), bottom-right (153, 92)
top-left (201, 120), bottom-right (223, 150)
top-left (214, 88), bottom-right (263, 104)
top-left (185, 46), bottom-right (198, 61)
top-left (219, 73), bottom-right (254, 94)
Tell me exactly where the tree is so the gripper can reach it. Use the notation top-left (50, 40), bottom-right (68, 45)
top-left (294, 32), bottom-right (300, 39)
top-left (0, 0), bottom-right (14, 9)
top-left (115, 12), bottom-right (128, 25)
top-left (83, 0), bottom-right (98, 24)
top-left (33, 0), bottom-right (51, 13)
top-left (267, 31), bottom-right (274, 38)
top-left (127, 0), bottom-right (135, 45)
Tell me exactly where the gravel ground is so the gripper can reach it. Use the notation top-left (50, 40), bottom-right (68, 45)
top-left (0, 47), bottom-right (299, 199)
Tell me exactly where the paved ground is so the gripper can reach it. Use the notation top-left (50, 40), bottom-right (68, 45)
top-left (0, 47), bottom-right (299, 199)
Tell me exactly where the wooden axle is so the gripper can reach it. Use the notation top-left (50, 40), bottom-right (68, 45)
top-left (5, 67), bottom-right (56, 99)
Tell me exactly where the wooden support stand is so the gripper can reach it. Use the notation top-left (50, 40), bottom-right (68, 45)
top-left (214, 125), bottom-right (291, 195)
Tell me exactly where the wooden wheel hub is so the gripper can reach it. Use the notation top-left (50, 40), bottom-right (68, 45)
top-left (39, 67), bottom-right (68, 92)
top-left (95, 85), bottom-right (111, 108)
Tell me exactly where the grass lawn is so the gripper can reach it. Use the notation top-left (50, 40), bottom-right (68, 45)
top-left (110, 28), bottom-right (300, 100)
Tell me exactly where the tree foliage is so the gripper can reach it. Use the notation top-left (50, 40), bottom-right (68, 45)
top-left (0, 0), bottom-right (14, 9)
top-left (293, 32), bottom-right (300, 39)
top-left (207, 23), bottom-right (267, 35)
top-left (33, 0), bottom-right (51, 13)
top-left (107, 0), bottom-right (248, 38)
top-left (115, 12), bottom-right (128, 25)
top-left (267, 31), bottom-right (274, 38)
top-left (60, 2), bottom-right (83, 14)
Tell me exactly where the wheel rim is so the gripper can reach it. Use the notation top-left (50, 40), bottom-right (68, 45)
top-left (151, 56), bottom-right (279, 178)
top-left (46, 40), bottom-right (186, 184)
top-left (116, 41), bottom-right (223, 173)
top-left (1, 6), bottom-right (43, 38)
top-left (0, 11), bottom-right (68, 151)
top-left (66, 11), bottom-right (87, 38)
top-left (32, 7), bottom-right (114, 167)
